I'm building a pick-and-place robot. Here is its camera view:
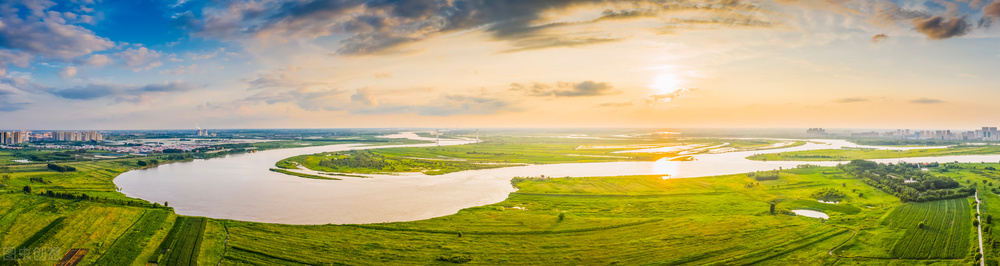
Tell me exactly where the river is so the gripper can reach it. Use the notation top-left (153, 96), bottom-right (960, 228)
top-left (114, 135), bottom-right (1000, 225)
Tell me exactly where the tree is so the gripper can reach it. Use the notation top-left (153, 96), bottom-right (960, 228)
top-left (22, 185), bottom-right (30, 193)
top-left (918, 221), bottom-right (926, 229)
top-left (558, 213), bottom-right (566, 221)
top-left (137, 160), bottom-right (148, 166)
top-left (769, 203), bottom-right (776, 214)
top-left (989, 215), bottom-right (993, 224)
top-left (975, 220), bottom-right (981, 227)
top-left (164, 201), bottom-right (169, 207)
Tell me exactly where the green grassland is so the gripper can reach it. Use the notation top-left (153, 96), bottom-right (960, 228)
top-left (748, 145), bottom-right (1000, 161)
top-left (278, 137), bottom-right (803, 175)
top-left (4, 145), bottom-right (1000, 265)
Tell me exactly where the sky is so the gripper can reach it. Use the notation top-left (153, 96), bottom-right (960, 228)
top-left (3, 0), bottom-right (1000, 130)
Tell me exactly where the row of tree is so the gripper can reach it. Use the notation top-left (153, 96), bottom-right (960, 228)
top-left (748, 170), bottom-right (780, 181)
top-left (46, 163), bottom-right (76, 172)
top-left (839, 160), bottom-right (973, 202)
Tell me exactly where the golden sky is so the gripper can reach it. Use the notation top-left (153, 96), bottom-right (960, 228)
top-left (3, 0), bottom-right (1000, 129)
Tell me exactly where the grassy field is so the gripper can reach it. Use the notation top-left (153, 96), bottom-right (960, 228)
top-left (884, 198), bottom-right (973, 259)
top-left (279, 137), bottom-right (803, 175)
top-left (149, 216), bottom-right (207, 266)
top-left (215, 168), bottom-right (909, 265)
top-left (3, 145), bottom-right (998, 265)
top-left (748, 145), bottom-right (1000, 161)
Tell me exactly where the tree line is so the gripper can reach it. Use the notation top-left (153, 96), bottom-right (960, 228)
top-left (47, 163), bottom-right (76, 172)
top-left (839, 160), bottom-right (974, 202)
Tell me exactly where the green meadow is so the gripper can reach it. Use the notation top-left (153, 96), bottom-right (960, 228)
top-left (2, 141), bottom-right (1000, 265)
top-left (277, 137), bottom-right (802, 175)
top-left (748, 145), bottom-right (1000, 161)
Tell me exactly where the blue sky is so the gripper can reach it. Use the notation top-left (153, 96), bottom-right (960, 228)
top-left (3, 0), bottom-right (1000, 130)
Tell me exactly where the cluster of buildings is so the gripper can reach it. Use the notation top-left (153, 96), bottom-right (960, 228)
top-left (0, 131), bottom-right (30, 144)
top-left (0, 130), bottom-right (103, 144)
top-left (52, 131), bottom-right (104, 142)
top-left (847, 126), bottom-right (1000, 141)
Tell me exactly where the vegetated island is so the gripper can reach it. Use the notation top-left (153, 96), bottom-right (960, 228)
top-left (747, 145), bottom-right (1000, 161)
top-left (274, 137), bottom-right (804, 176)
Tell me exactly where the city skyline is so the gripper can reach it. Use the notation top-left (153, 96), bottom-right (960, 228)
top-left (3, 1), bottom-right (1000, 129)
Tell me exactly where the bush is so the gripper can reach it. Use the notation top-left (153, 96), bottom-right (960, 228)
top-left (436, 255), bottom-right (472, 263)
top-left (918, 221), bottom-right (926, 229)
top-left (558, 213), bottom-right (566, 221)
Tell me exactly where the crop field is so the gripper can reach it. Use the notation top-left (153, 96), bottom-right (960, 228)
top-left (883, 198), bottom-right (973, 259)
top-left (93, 209), bottom-right (171, 265)
top-left (150, 216), bottom-right (207, 266)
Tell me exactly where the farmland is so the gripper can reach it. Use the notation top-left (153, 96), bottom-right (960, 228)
top-left (883, 198), bottom-right (973, 259)
top-left (150, 216), bottom-right (207, 266)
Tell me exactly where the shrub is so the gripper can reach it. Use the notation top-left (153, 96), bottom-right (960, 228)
top-left (558, 213), bottom-right (566, 221)
top-left (437, 255), bottom-right (472, 264)
top-left (918, 221), bottom-right (926, 229)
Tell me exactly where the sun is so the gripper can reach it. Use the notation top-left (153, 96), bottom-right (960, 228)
top-left (650, 73), bottom-right (683, 95)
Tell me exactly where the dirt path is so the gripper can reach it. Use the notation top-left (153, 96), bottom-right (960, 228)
top-left (977, 191), bottom-right (985, 266)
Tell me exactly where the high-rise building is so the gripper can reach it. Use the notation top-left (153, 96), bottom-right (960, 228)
top-left (0, 131), bottom-right (29, 144)
top-left (52, 131), bottom-right (99, 142)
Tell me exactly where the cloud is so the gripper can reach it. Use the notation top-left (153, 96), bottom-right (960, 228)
top-left (511, 81), bottom-right (615, 97)
top-left (0, 50), bottom-right (32, 76)
top-left (184, 0), bottom-right (781, 55)
top-left (983, 1), bottom-right (1000, 22)
top-left (0, 3), bottom-right (115, 60)
top-left (77, 54), bottom-right (111, 67)
top-left (350, 87), bottom-right (379, 106)
top-left (159, 64), bottom-right (200, 75)
top-left (58, 66), bottom-right (77, 79)
top-left (644, 88), bottom-right (696, 104)
top-left (374, 71), bottom-right (392, 78)
top-left (597, 102), bottom-right (634, 107)
top-left (351, 94), bottom-right (519, 116)
top-left (835, 97), bottom-right (868, 103)
top-left (871, 34), bottom-right (888, 43)
top-left (911, 98), bottom-right (944, 104)
top-left (46, 81), bottom-right (198, 103)
top-left (912, 16), bottom-right (969, 40)
top-left (115, 47), bottom-right (163, 71)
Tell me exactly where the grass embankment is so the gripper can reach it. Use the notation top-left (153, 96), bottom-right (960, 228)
top-left (268, 168), bottom-right (341, 180)
top-left (748, 145), bottom-right (1000, 161)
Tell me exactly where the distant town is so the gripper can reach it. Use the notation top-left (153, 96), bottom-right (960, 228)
top-left (811, 127), bottom-right (1000, 141)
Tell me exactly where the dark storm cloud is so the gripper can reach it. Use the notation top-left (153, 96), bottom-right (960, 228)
top-left (511, 81), bottom-right (615, 97)
top-left (911, 98), bottom-right (945, 104)
top-left (912, 16), bottom-right (969, 40)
